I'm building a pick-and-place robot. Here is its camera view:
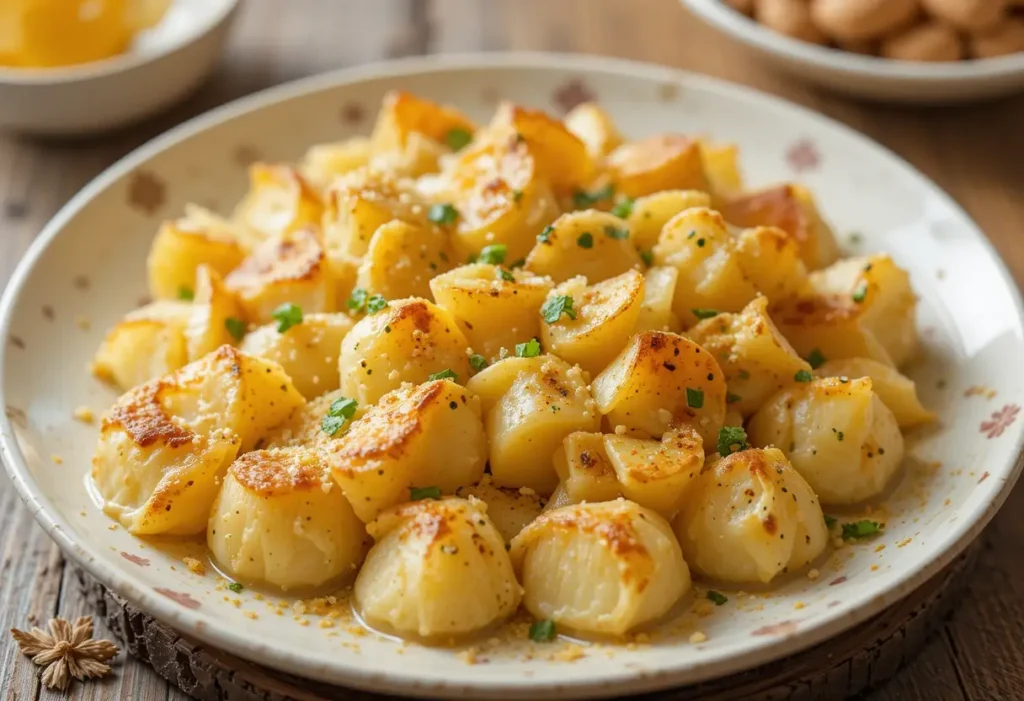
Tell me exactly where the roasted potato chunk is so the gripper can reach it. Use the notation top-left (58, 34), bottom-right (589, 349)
top-left (816, 357), bottom-right (935, 429)
top-left (593, 331), bottom-right (727, 445)
top-left (355, 498), bottom-right (520, 638)
top-left (93, 301), bottom-right (191, 390)
top-left (510, 500), bottom-right (690, 636)
top-left (721, 184), bottom-right (839, 271)
top-left (673, 447), bottom-right (827, 584)
top-left (240, 313), bottom-right (353, 399)
top-left (225, 227), bottom-right (335, 324)
top-left (429, 264), bottom-right (553, 361)
top-left (466, 355), bottom-right (600, 495)
top-left (687, 296), bottom-right (811, 417)
top-left (539, 270), bottom-right (645, 375)
top-left (326, 380), bottom-right (487, 522)
top-left (232, 163), bottom-right (322, 243)
top-left (607, 134), bottom-right (709, 199)
top-left (147, 205), bottom-right (248, 301)
top-left (747, 377), bottom-right (905, 505)
top-left (354, 219), bottom-right (454, 301)
top-left (653, 207), bottom-right (757, 328)
top-left (208, 447), bottom-right (370, 590)
top-left (563, 102), bottom-right (624, 158)
top-left (524, 209), bottom-right (643, 284)
top-left (338, 298), bottom-right (471, 405)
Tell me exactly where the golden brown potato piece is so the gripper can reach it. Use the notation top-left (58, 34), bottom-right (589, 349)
top-left (524, 209), bottom-right (643, 284)
top-left (816, 357), bottom-right (935, 428)
top-left (734, 225), bottom-right (808, 301)
top-left (240, 313), bottom-right (353, 399)
top-left (355, 219), bottom-right (454, 301)
top-left (92, 347), bottom-right (305, 535)
top-left (489, 102), bottom-right (596, 191)
top-left (208, 447), bottom-right (370, 590)
top-left (298, 137), bottom-right (372, 191)
top-left (370, 91), bottom-right (476, 176)
top-left (626, 190), bottom-right (713, 252)
top-left (326, 380), bottom-right (487, 522)
top-left (147, 205), bottom-right (247, 301)
top-left (232, 163), bottom-right (323, 243)
top-left (225, 227), bottom-right (335, 324)
top-left (338, 297), bottom-right (471, 406)
top-left (970, 18), bottom-right (1024, 58)
top-left (442, 135), bottom-right (561, 263)
top-left (721, 184), bottom-right (839, 271)
top-left (592, 331), bottom-right (727, 446)
top-left (184, 265), bottom-right (245, 361)
top-left (564, 102), bottom-right (624, 158)
top-left (466, 355), bottom-right (601, 495)
top-left (539, 270), bottom-right (645, 376)
top-left (429, 264), bottom-right (553, 361)
top-left (687, 296), bottom-right (812, 418)
top-left (606, 134), bottom-right (710, 199)
top-left (553, 431), bottom-right (623, 504)
top-left (93, 301), bottom-right (191, 390)
top-left (653, 207), bottom-right (757, 328)
top-left (921, 0), bottom-right (1006, 32)
top-left (456, 478), bottom-right (545, 543)
top-left (355, 498), bottom-right (520, 638)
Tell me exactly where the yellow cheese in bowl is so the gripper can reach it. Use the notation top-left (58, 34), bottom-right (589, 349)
top-left (0, 0), bottom-right (171, 69)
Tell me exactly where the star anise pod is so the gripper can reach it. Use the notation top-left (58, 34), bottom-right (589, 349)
top-left (10, 616), bottom-right (119, 691)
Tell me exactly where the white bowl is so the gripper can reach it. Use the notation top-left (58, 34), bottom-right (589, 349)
top-left (0, 0), bottom-right (239, 135)
top-left (682, 0), bottom-right (1024, 103)
top-left (3, 53), bottom-right (1024, 699)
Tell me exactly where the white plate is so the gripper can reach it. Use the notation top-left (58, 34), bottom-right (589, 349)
top-left (2, 53), bottom-right (1023, 700)
top-left (0, 0), bottom-right (239, 135)
top-left (681, 0), bottom-right (1024, 103)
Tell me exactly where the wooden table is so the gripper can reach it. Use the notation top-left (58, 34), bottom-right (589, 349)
top-left (2, 1), bottom-right (1023, 698)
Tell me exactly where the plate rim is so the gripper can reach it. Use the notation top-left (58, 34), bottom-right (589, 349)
top-left (2, 51), bottom-right (1024, 698)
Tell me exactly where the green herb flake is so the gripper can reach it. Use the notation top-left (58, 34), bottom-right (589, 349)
top-left (842, 520), bottom-right (882, 540)
top-left (224, 317), bottom-right (247, 342)
top-left (696, 238), bottom-right (706, 247)
top-left (604, 225), bottom-right (629, 240)
top-left (428, 369), bottom-right (459, 383)
top-left (611, 197), bottom-right (635, 219)
top-left (726, 392), bottom-right (742, 404)
top-left (794, 369), bottom-right (814, 383)
top-left (837, 431), bottom-right (845, 441)
top-left (515, 338), bottom-right (541, 358)
top-left (512, 189), bottom-right (524, 202)
top-left (177, 286), bottom-right (195, 301)
top-left (717, 426), bottom-right (748, 456)
top-left (366, 295), bottom-right (388, 314)
top-left (686, 387), bottom-right (704, 409)
top-left (510, 258), bottom-right (526, 269)
top-left (692, 308), bottom-right (719, 320)
top-left (322, 396), bottom-right (358, 436)
top-left (537, 225), bottom-right (555, 244)
top-left (498, 268), bottom-right (516, 282)
top-left (824, 514), bottom-right (838, 529)
top-left (576, 232), bottom-right (594, 249)
top-left (639, 250), bottom-right (654, 266)
top-left (228, 582), bottom-right (243, 593)
top-left (469, 354), bottom-right (488, 371)
top-left (272, 303), bottom-right (303, 333)
top-left (806, 348), bottom-right (827, 369)
top-left (428, 203), bottom-right (459, 225)
top-left (572, 183), bottom-right (614, 209)
top-left (852, 282), bottom-right (868, 303)
top-left (478, 244), bottom-right (508, 265)
top-left (444, 127), bottom-right (473, 151)
top-left (706, 590), bottom-right (728, 606)
top-left (541, 295), bottom-right (577, 324)
top-left (321, 415), bottom-right (344, 436)
top-left (529, 619), bottom-right (557, 642)
top-left (410, 486), bottom-right (442, 501)
top-left (347, 288), bottom-right (369, 313)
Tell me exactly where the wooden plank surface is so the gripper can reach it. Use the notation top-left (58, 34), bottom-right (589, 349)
top-left (1, 0), bottom-right (1023, 699)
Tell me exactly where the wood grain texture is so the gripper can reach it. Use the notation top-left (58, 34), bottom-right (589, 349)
top-left (1, 0), bottom-right (1023, 699)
